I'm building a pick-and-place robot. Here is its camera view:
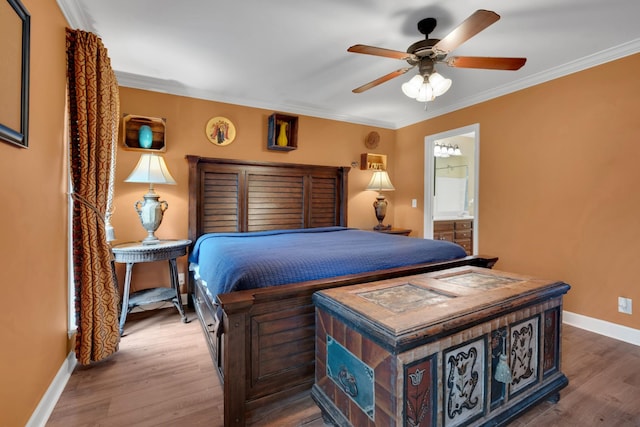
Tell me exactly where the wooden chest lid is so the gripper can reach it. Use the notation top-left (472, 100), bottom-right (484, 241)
top-left (313, 266), bottom-right (570, 350)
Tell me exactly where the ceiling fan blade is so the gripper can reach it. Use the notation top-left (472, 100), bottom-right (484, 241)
top-left (445, 56), bottom-right (527, 70)
top-left (433, 9), bottom-right (500, 55)
top-left (352, 67), bottom-right (413, 93)
top-left (348, 44), bottom-right (418, 61)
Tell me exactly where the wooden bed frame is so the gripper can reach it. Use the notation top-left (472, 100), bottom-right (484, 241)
top-left (186, 156), bottom-right (498, 426)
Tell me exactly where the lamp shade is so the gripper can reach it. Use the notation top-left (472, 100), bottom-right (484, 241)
top-left (429, 72), bottom-right (452, 97)
top-left (125, 153), bottom-right (176, 185)
top-left (416, 83), bottom-right (434, 102)
top-left (401, 75), bottom-right (424, 98)
top-left (366, 171), bottom-right (395, 192)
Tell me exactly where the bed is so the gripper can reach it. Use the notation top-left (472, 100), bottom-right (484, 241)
top-left (186, 155), bottom-right (498, 426)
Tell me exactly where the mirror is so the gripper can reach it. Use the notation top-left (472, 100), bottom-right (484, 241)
top-left (0, 0), bottom-right (30, 148)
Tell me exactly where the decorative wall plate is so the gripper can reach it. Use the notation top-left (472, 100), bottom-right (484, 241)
top-left (365, 131), bottom-right (380, 149)
top-left (206, 116), bottom-right (236, 146)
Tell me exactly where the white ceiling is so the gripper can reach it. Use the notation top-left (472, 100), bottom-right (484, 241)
top-left (58, 0), bottom-right (640, 129)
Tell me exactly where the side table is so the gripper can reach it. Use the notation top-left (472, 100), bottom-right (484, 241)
top-left (112, 239), bottom-right (191, 336)
top-left (373, 227), bottom-right (412, 236)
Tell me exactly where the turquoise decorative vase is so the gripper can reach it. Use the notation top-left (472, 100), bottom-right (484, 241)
top-left (138, 125), bottom-right (153, 148)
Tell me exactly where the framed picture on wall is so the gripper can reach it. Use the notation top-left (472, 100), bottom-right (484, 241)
top-left (0, 0), bottom-right (30, 148)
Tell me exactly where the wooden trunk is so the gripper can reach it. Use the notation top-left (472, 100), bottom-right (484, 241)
top-left (312, 267), bottom-right (570, 426)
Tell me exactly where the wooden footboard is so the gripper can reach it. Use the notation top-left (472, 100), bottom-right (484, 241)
top-left (192, 255), bottom-right (498, 426)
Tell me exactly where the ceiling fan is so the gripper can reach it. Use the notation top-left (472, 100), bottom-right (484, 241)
top-left (348, 9), bottom-right (526, 97)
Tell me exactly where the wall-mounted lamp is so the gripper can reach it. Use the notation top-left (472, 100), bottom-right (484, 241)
top-left (125, 153), bottom-right (176, 244)
top-left (366, 170), bottom-right (395, 230)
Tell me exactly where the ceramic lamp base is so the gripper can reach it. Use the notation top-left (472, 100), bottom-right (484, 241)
top-left (134, 187), bottom-right (168, 244)
top-left (372, 194), bottom-right (391, 230)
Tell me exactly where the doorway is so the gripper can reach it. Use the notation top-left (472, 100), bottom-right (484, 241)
top-left (424, 124), bottom-right (479, 254)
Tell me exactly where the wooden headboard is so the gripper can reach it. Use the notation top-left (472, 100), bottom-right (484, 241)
top-left (186, 156), bottom-right (350, 244)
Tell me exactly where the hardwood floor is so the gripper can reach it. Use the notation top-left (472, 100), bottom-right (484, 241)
top-left (47, 306), bottom-right (640, 426)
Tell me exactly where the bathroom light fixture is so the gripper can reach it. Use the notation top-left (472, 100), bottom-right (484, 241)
top-left (434, 142), bottom-right (462, 158)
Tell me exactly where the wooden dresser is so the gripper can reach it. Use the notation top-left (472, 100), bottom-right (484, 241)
top-left (434, 219), bottom-right (473, 254)
top-left (312, 266), bottom-right (570, 427)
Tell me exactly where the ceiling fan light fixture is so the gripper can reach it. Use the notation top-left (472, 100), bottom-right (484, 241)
top-left (401, 75), bottom-right (424, 98)
top-left (429, 72), bottom-right (452, 97)
top-left (349, 10), bottom-right (527, 101)
top-left (416, 82), bottom-right (434, 102)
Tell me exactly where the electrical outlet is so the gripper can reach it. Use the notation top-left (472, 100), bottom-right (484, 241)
top-left (618, 297), bottom-right (632, 314)
top-left (178, 273), bottom-right (185, 285)
top-left (411, 199), bottom-right (417, 208)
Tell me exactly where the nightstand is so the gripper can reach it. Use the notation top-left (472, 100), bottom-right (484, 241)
top-left (112, 239), bottom-right (191, 336)
top-left (373, 227), bottom-right (412, 236)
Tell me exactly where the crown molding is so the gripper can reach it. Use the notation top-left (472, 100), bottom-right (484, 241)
top-left (115, 71), bottom-right (399, 129)
top-left (56, 0), bottom-right (96, 32)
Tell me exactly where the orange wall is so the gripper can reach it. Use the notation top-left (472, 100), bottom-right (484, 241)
top-left (396, 53), bottom-right (640, 330)
top-left (0, 0), bottom-right (69, 425)
top-left (112, 88), bottom-right (396, 290)
top-left (4, 1), bottom-right (638, 423)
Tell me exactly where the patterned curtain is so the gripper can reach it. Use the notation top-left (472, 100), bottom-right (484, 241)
top-left (66, 28), bottom-right (121, 365)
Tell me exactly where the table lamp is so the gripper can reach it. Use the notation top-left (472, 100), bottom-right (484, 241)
top-left (366, 170), bottom-right (395, 230)
top-left (125, 153), bottom-right (176, 244)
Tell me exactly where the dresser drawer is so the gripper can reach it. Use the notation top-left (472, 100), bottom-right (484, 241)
top-left (455, 229), bottom-right (472, 239)
top-left (456, 239), bottom-right (472, 253)
top-left (433, 220), bottom-right (455, 232)
top-left (454, 220), bottom-right (472, 230)
top-left (434, 231), bottom-right (454, 242)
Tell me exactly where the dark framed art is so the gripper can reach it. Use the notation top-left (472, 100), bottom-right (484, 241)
top-left (0, 0), bottom-right (30, 148)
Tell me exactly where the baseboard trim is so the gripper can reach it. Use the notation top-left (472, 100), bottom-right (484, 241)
top-left (26, 351), bottom-right (76, 427)
top-left (564, 311), bottom-right (640, 347)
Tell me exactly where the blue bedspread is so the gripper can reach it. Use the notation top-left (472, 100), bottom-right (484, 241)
top-left (190, 227), bottom-right (467, 297)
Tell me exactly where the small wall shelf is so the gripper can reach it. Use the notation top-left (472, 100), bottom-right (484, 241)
top-left (122, 114), bottom-right (166, 152)
top-left (267, 113), bottom-right (298, 151)
top-left (361, 153), bottom-right (387, 170)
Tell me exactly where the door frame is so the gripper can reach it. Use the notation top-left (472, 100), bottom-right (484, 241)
top-left (423, 123), bottom-right (480, 254)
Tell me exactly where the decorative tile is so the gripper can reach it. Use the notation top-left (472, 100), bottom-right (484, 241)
top-left (543, 309), bottom-right (559, 376)
top-left (439, 272), bottom-right (521, 290)
top-left (404, 354), bottom-right (437, 427)
top-left (443, 337), bottom-right (486, 427)
top-left (510, 316), bottom-right (539, 396)
top-left (326, 335), bottom-right (375, 421)
top-left (358, 283), bottom-right (454, 313)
